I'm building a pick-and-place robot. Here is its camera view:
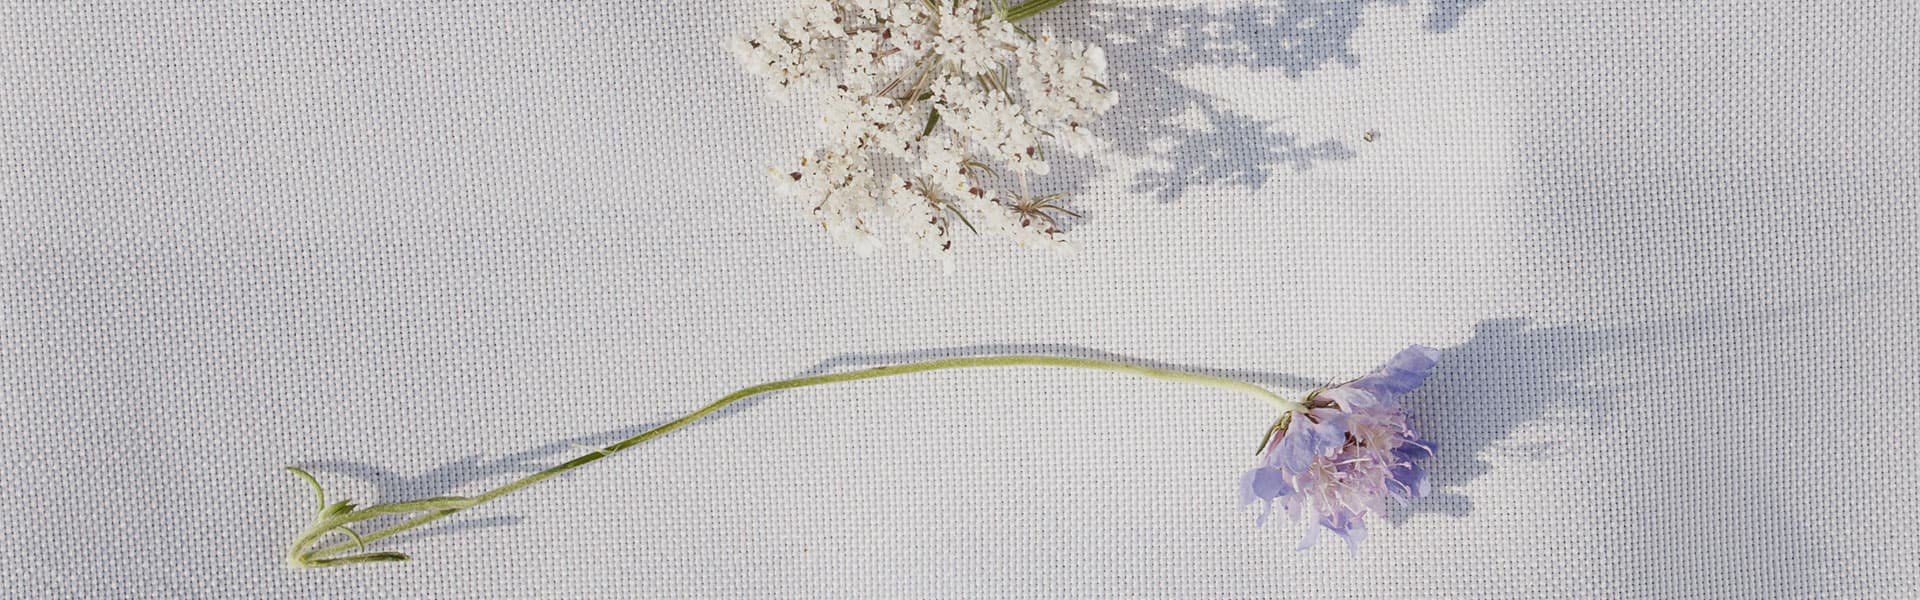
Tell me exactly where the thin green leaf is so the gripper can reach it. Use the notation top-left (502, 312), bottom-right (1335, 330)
top-left (307, 552), bottom-right (411, 567)
top-left (284, 467), bottom-right (325, 514)
top-left (919, 109), bottom-right (941, 138)
top-left (1041, 205), bottom-right (1082, 219)
top-left (1030, 211), bottom-right (1062, 230)
top-left (1028, 192), bottom-right (1067, 206)
top-left (944, 204), bottom-right (980, 235)
top-left (334, 525), bottom-right (367, 552)
top-left (319, 499), bottom-right (356, 520)
top-left (1005, 0), bottom-right (1071, 22)
top-left (1010, 23), bottom-right (1036, 42)
top-left (962, 160), bottom-right (997, 178)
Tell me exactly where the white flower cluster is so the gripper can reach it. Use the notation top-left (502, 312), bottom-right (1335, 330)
top-left (733, 0), bottom-right (1114, 264)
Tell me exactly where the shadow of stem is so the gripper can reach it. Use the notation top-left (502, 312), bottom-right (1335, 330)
top-left (303, 312), bottom-right (1636, 544)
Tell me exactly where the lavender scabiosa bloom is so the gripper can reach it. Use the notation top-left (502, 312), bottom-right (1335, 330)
top-left (1240, 345), bottom-right (1442, 553)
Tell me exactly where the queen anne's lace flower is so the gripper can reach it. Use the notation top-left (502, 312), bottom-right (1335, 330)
top-left (1242, 346), bottom-right (1442, 553)
top-left (734, 0), bottom-right (1115, 262)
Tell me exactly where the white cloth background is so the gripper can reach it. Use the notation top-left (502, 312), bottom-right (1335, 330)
top-left (4, 1), bottom-right (1916, 597)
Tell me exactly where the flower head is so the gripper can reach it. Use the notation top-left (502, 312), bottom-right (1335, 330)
top-left (734, 0), bottom-right (1114, 262)
top-left (1240, 345), bottom-right (1442, 552)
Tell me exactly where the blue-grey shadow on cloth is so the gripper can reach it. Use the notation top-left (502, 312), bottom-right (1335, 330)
top-left (1425, 0), bottom-right (1486, 32)
top-left (1384, 299), bottom-right (1835, 524)
top-left (1037, 0), bottom-right (1485, 202)
top-left (1387, 317), bottom-right (1623, 521)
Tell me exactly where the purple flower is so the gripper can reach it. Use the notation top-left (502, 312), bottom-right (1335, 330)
top-left (1240, 345), bottom-right (1442, 552)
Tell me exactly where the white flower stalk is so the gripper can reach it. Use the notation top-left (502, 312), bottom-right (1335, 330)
top-left (734, 0), bottom-right (1114, 262)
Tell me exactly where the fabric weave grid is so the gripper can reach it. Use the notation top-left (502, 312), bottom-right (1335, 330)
top-left (4, 1), bottom-right (1915, 597)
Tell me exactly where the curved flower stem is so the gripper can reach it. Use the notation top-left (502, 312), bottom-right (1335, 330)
top-left (296, 354), bottom-right (1293, 566)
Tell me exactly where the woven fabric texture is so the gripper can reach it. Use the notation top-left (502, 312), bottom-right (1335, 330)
top-left (4, 1), bottom-right (1916, 597)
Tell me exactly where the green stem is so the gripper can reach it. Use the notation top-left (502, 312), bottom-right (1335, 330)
top-left (295, 354), bottom-right (1292, 566)
top-left (1004, 0), bottom-right (1071, 23)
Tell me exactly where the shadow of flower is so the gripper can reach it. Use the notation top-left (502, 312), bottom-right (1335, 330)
top-left (1424, 0), bottom-right (1487, 32)
top-left (1393, 317), bottom-right (1623, 519)
top-left (303, 314), bottom-right (1635, 541)
top-left (816, 333), bottom-right (1610, 524)
top-left (1036, 0), bottom-right (1483, 202)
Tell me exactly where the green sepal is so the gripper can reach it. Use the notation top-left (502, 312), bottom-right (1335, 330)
top-left (1255, 413), bottom-right (1292, 455)
top-left (319, 500), bottom-right (357, 520)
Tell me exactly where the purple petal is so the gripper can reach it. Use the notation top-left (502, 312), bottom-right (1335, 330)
top-left (1240, 468), bottom-right (1293, 527)
top-left (1326, 517), bottom-right (1368, 555)
top-left (1272, 427), bottom-right (1316, 473)
top-left (1391, 344), bottom-right (1443, 372)
top-left (1308, 410), bottom-right (1350, 444)
top-left (1240, 467), bottom-right (1294, 503)
top-left (1295, 523), bottom-right (1322, 550)
top-left (1391, 463), bottom-right (1430, 497)
top-left (1270, 412), bottom-right (1338, 472)
top-left (1350, 345), bottom-right (1443, 399)
top-left (1299, 512), bottom-right (1368, 553)
top-left (1318, 386), bottom-right (1378, 410)
top-left (1394, 439), bottom-right (1436, 461)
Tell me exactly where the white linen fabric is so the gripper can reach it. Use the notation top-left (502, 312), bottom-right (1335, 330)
top-left (4, 1), bottom-right (1915, 597)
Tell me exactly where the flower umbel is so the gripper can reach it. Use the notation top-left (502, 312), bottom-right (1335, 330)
top-left (733, 0), bottom-right (1114, 263)
top-left (1241, 345), bottom-right (1442, 553)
